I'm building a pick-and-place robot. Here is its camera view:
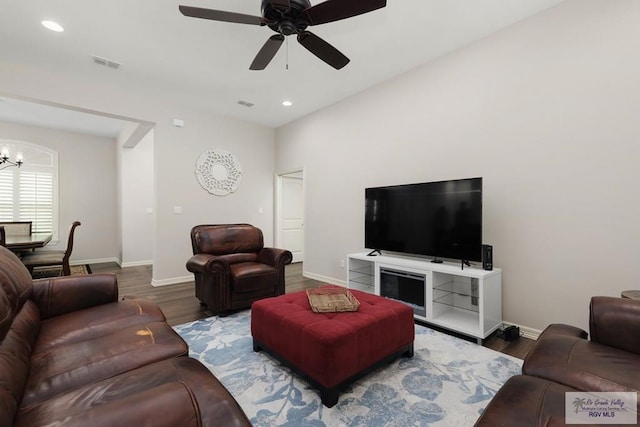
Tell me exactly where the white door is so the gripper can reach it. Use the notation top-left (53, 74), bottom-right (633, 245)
top-left (280, 173), bottom-right (304, 263)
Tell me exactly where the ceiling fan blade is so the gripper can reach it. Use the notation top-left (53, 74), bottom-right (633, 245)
top-left (297, 31), bottom-right (349, 70)
top-left (250, 35), bottom-right (285, 70)
top-left (303, 0), bottom-right (386, 25)
top-left (179, 5), bottom-right (264, 26)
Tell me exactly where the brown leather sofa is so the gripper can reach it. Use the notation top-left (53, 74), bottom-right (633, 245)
top-left (0, 246), bottom-right (251, 427)
top-left (475, 296), bottom-right (640, 426)
top-left (187, 224), bottom-right (292, 316)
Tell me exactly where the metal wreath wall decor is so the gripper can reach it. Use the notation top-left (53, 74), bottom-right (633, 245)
top-left (195, 149), bottom-right (243, 196)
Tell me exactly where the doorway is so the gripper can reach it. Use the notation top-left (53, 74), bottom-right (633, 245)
top-left (276, 169), bottom-right (304, 263)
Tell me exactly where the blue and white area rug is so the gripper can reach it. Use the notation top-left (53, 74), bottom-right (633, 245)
top-left (174, 312), bottom-right (522, 426)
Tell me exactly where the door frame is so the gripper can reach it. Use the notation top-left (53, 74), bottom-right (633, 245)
top-left (275, 168), bottom-right (305, 260)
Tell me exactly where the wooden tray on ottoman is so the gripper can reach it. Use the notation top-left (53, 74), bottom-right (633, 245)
top-left (306, 286), bottom-right (360, 313)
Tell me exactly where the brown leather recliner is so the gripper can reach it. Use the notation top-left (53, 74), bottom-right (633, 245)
top-left (186, 224), bottom-right (293, 316)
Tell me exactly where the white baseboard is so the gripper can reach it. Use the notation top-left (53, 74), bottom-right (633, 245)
top-left (74, 258), bottom-right (153, 268)
top-left (502, 321), bottom-right (542, 340)
top-left (303, 271), bottom-right (346, 287)
top-left (73, 258), bottom-right (151, 268)
top-left (153, 270), bottom-right (340, 289)
top-left (73, 257), bottom-right (120, 266)
top-left (73, 257), bottom-right (189, 287)
top-left (151, 275), bottom-right (193, 287)
top-left (121, 260), bottom-right (152, 268)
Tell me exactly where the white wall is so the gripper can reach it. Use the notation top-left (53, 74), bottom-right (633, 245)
top-left (120, 128), bottom-right (154, 266)
top-left (0, 64), bottom-right (276, 285)
top-left (151, 110), bottom-right (276, 285)
top-left (275, 0), bottom-right (640, 333)
top-left (0, 120), bottom-right (118, 262)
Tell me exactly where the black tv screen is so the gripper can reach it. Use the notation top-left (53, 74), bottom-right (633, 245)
top-left (365, 177), bottom-right (483, 261)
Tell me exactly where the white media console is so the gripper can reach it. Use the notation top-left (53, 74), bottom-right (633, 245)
top-left (347, 252), bottom-right (502, 343)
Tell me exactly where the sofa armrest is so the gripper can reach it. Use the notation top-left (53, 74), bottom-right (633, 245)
top-left (257, 248), bottom-right (293, 269)
top-left (186, 253), bottom-right (231, 275)
top-left (539, 323), bottom-right (588, 340)
top-left (30, 274), bottom-right (118, 320)
top-left (589, 296), bottom-right (640, 354)
top-left (523, 323), bottom-right (588, 371)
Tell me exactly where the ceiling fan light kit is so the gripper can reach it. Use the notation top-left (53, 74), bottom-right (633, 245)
top-left (179, 0), bottom-right (386, 70)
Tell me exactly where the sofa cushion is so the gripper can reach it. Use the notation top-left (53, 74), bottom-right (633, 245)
top-left (523, 331), bottom-right (640, 395)
top-left (0, 388), bottom-right (16, 427)
top-left (30, 274), bottom-right (118, 319)
top-left (34, 298), bottom-right (167, 352)
top-left (191, 224), bottom-right (264, 255)
top-left (475, 375), bottom-right (578, 427)
top-left (590, 296), bottom-right (640, 354)
top-left (220, 253), bottom-right (259, 265)
top-left (0, 301), bottom-right (39, 426)
top-left (15, 357), bottom-right (251, 427)
top-left (0, 247), bottom-right (33, 339)
top-left (23, 321), bottom-right (188, 405)
top-left (0, 290), bottom-right (11, 344)
top-left (231, 262), bottom-right (278, 292)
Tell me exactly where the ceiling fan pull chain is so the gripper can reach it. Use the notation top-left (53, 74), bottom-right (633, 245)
top-left (286, 36), bottom-right (289, 70)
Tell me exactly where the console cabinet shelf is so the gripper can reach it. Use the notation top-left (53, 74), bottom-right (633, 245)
top-left (347, 253), bottom-right (502, 343)
top-left (347, 257), bottom-right (375, 293)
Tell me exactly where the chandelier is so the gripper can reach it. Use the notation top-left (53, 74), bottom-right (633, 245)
top-left (0, 147), bottom-right (23, 170)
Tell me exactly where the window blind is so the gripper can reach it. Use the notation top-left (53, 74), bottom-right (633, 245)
top-left (0, 170), bottom-right (14, 221)
top-left (19, 171), bottom-right (54, 233)
top-left (0, 142), bottom-right (58, 237)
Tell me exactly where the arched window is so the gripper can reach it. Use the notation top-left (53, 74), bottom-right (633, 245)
top-left (0, 140), bottom-right (59, 239)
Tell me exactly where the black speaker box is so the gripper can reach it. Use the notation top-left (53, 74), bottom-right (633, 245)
top-left (502, 325), bottom-right (520, 341)
top-left (482, 244), bottom-right (493, 271)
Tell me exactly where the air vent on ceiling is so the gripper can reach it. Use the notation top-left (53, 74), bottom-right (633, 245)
top-left (91, 55), bottom-right (121, 70)
top-left (237, 100), bottom-right (255, 108)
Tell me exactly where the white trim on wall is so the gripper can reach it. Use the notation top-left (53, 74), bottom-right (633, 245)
top-left (303, 271), bottom-right (345, 287)
top-left (72, 257), bottom-right (120, 266)
top-left (151, 275), bottom-right (193, 287)
top-left (121, 260), bottom-right (152, 268)
top-left (502, 322), bottom-right (542, 341)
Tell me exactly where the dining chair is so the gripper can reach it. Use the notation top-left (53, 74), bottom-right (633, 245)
top-left (0, 221), bottom-right (34, 256)
top-left (20, 221), bottom-right (81, 277)
top-left (0, 221), bottom-right (32, 237)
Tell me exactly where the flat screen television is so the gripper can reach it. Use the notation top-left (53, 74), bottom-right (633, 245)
top-left (365, 177), bottom-right (483, 262)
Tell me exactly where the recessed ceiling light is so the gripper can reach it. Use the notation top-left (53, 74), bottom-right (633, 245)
top-left (42, 20), bottom-right (64, 32)
top-left (282, 100), bottom-right (293, 107)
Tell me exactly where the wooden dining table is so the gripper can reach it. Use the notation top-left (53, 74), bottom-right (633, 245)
top-left (4, 232), bottom-right (53, 251)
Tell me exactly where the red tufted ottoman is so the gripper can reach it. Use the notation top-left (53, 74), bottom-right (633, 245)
top-left (251, 286), bottom-right (415, 407)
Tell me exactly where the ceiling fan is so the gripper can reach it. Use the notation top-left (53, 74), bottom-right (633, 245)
top-left (179, 0), bottom-right (387, 70)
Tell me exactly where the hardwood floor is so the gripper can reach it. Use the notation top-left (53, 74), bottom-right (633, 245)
top-left (90, 261), bottom-right (534, 359)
